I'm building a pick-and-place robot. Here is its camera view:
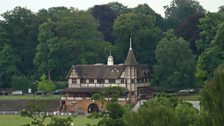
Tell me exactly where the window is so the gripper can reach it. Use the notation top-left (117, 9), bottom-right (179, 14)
top-left (89, 79), bottom-right (94, 83)
top-left (97, 79), bottom-right (104, 84)
top-left (80, 79), bottom-right (86, 83)
top-left (121, 79), bottom-right (124, 83)
top-left (72, 79), bottom-right (77, 84)
top-left (109, 79), bottom-right (115, 83)
top-left (111, 69), bottom-right (119, 72)
top-left (131, 79), bottom-right (135, 83)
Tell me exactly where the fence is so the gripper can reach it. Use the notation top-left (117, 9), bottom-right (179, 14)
top-left (0, 111), bottom-right (88, 116)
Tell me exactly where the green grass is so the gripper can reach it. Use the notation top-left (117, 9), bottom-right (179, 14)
top-left (0, 95), bottom-right (60, 100)
top-left (0, 115), bottom-right (100, 126)
top-left (177, 93), bottom-right (200, 101)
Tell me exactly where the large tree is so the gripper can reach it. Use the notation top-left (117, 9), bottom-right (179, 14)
top-left (34, 9), bottom-right (112, 80)
top-left (175, 12), bottom-right (204, 54)
top-left (0, 24), bottom-right (10, 46)
top-left (200, 67), bottom-right (224, 126)
top-left (196, 11), bottom-right (224, 53)
top-left (132, 4), bottom-right (167, 31)
top-left (106, 2), bottom-right (128, 15)
top-left (124, 94), bottom-right (200, 126)
top-left (98, 98), bottom-right (125, 126)
top-left (152, 30), bottom-right (196, 89)
top-left (0, 44), bottom-right (20, 87)
top-left (164, 0), bottom-right (205, 28)
top-left (2, 7), bottom-right (40, 75)
top-left (34, 19), bottom-right (59, 81)
top-left (196, 23), bottom-right (224, 83)
top-left (113, 12), bottom-right (162, 65)
top-left (91, 5), bottom-right (117, 43)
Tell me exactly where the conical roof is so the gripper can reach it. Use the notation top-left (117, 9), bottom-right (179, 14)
top-left (124, 48), bottom-right (138, 66)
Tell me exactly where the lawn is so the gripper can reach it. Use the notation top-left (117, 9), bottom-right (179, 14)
top-left (176, 93), bottom-right (200, 101)
top-left (0, 95), bottom-right (61, 100)
top-left (0, 115), bottom-right (101, 126)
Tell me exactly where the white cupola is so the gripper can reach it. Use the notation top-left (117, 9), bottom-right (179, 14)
top-left (107, 51), bottom-right (114, 65)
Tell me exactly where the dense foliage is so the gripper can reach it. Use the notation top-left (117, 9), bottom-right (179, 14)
top-left (37, 74), bottom-right (55, 94)
top-left (200, 67), bottom-right (224, 126)
top-left (124, 94), bottom-right (200, 126)
top-left (0, 0), bottom-right (223, 91)
top-left (152, 30), bottom-right (196, 89)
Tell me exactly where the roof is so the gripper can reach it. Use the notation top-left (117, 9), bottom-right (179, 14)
top-left (124, 49), bottom-right (138, 66)
top-left (137, 65), bottom-right (149, 78)
top-left (66, 64), bottom-right (149, 79)
top-left (69, 65), bottom-right (124, 79)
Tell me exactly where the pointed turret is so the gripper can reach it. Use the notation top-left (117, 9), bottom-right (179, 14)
top-left (124, 38), bottom-right (138, 65)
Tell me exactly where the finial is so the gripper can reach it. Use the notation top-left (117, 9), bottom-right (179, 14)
top-left (129, 37), bottom-right (132, 50)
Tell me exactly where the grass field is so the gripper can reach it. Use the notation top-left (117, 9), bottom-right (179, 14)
top-left (0, 115), bottom-right (100, 126)
top-left (0, 95), bottom-right (61, 100)
top-left (176, 93), bottom-right (200, 101)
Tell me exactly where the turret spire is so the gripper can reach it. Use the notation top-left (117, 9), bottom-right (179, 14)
top-left (129, 37), bottom-right (132, 50)
top-left (107, 50), bottom-right (114, 65)
top-left (124, 38), bottom-right (138, 65)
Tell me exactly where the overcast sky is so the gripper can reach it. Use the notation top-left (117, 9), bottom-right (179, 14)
top-left (0, 0), bottom-right (223, 17)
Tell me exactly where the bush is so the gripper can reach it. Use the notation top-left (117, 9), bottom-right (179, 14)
top-left (87, 112), bottom-right (102, 119)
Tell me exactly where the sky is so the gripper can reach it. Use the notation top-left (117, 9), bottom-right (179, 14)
top-left (0, 0), bottom-right (223, 18)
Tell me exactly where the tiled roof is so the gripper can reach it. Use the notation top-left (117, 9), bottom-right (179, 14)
top-left (74, 65), bottom-right (124, 79)
top-left (67, 64), bottom-right (149, 79)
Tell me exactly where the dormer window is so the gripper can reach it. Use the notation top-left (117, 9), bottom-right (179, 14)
top-left (111, 69), bottom-right (119, 72)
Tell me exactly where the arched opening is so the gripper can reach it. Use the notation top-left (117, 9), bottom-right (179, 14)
top-left (87, 103), bottom-right (99, 113)
top-left (59, 100), bottom-right (66, 112)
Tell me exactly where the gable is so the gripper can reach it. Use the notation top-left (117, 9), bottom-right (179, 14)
top-left (66, 66), bottom-right (79, 79)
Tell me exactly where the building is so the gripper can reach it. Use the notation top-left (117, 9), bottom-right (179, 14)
top-left (60, 40), bottom-right (151, 113)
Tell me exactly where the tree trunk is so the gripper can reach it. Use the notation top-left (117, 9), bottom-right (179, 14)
top-left (48, 70), bottom-right (51, 81)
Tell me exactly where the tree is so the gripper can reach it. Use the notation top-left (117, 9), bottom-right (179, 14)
top-left (35, 9), bottom-right (112, 80)
top-left (175, 102), bottom-right (200, 126)
top-left (98, 98), bottom-right (125, 126)
top-left (175, 12), bottom-right (205, 54)
top-left (196, 23), bottom-right (224, 83)
top-left (37, 7), bottom-right (72, 23)
top-left (200, 67), bottom-right (224, 126)
top-left (196, 12), bottom-right (224, 52)
top-left (124, 94), bottom-right (200, 126)
top-left (2, 7), bottom-right (40, 75)
top-left (11, 74), bottom-right (34, 92)
top-left (113, 12), bottom-right (162, 64)
top-left (132, 4), bottom-right (167, 31)
top-left (106, 2), bottom-right (128, 15)
top-left (37, 74), bottom-right (55, 94)
top-left (91, 5), bottom-right (117, 43)
top-left (34, 19), bottom-right (59, 81)
top-left (125, 103), bottom-right (177, 126)
top-left (102, 86), bottom-right (126, 98)
top-left (0, 44), bottom-right (20, 87)
top-left (53, 10), bottom-right (112, 79)
top-left (152, 30), bottom-right (196, 89)
top-left (0, 24), bottom-right (10, 46)
top-left (164, 0), bottom-right (205, 28)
